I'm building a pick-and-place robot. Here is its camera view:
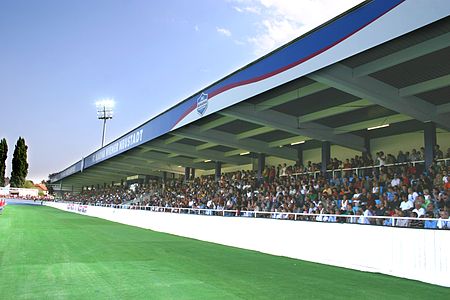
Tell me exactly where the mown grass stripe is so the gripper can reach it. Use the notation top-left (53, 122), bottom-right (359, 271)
top-left (0, 205), bottom-right (448, 299)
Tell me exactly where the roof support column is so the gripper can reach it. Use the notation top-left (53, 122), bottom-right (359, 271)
top-left (364, 135), bottom-right (372, 166)
top-left (215, 162), bottom-right (222, 182)
top-left (321, 142), bottom-right (331, 176)
top-left (297, 145), bottom-right (304, 166)
top-left (257, 153), bottom-right (266, 185)
top-left (364, 136), bottom-right (371, 155)
top-left (162, 171), bottom-right (167, 183)
top-left (424, 122), bottom-right (436, 170)
top-left (190, 168), bottom-right (196, 180)
top-left (184, 167), bottom-right (190, 182)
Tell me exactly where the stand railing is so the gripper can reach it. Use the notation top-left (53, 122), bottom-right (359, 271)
top-left (53, 201), bottom-right (449, 230)
top-left (280, 158), bottom-right (449, 179)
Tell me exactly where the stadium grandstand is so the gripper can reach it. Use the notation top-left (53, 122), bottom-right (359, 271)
top-left (50, 0), bottom-right (450, 193)
top-left (45, 0), bottom-right (450, 288)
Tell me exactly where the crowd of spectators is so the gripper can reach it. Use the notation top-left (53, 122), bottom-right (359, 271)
top-left (4, 194), bottom-right (53, 201)
top-left (62, 185), bottom-right (139, 205)
top-left (274, 145), bottom-right (450, 176)
top-left (60, 147), bottom-right (450, 229)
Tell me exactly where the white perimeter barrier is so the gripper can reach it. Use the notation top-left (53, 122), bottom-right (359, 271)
top-left (45, 202), bottom-right (450, 287)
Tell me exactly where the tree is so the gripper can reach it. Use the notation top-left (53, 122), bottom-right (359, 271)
top-left (0, 138), bottom-right (7, 186)
top-left (23, 180), bottom-right (36, 189)
top-left (10, 137), bottom-right (29, 187)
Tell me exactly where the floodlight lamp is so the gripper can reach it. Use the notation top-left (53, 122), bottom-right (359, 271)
top-left (97, 109), bottom-right (113, 119)
top-left (96, 99), bottom-right (115, 109)
top-left (96, 98), bottom-right (115, 120)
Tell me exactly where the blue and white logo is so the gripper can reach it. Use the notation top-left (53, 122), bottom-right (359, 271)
top-left (196, 92), bottom-right (208, 116)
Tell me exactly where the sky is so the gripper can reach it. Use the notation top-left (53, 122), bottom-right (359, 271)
top-left (0, 0), bottom-right (364, 183)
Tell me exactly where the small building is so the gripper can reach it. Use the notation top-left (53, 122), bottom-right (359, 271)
top-left (34, 183), bottom-right (49, 196)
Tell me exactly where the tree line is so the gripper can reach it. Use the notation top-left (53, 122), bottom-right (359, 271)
top-left (0, 137), bottom-right (29, 187)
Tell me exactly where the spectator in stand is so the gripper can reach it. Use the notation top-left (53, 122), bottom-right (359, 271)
top-left (375, 152), bottom-right (386, 166)
top-left (362, 204), bottom-right (374, 225)
top-left (280, 163), bottom-right (287, 177)
top-left (374, 200), bottom-right (386, 225)
top-left (400, 193), bottom-right (413, 211)
top-left (409, 212), bottom-right (423, 228)
top-left (412, 201), bottom-right (425, 217)
top-left (420, 147), bottom-right (426, 160)
top-left (397, 151), bottom-right (407, 163)
top-left (395, 210), bottom-right (409, 227)
top-left (434, 145), bottom-right (444, 160)
top-left (269, 166), bottom-right (276, 183)
top-left (423, 189), bottom-right (432, 204)
top-left (437, 210), bottom-right (450, 229)
top-left (424, 212), bottom-right (438, 229)
top-left (386, 154), bottom-right (396, 165)
top-left (410, 149), bottom-right (420, 161)
top-left (362, 152), bottom-right (373, 166)
top-left (356, 208), bottom-right (366, 224)
top-left (351, 188), bottom-right (361, 205)
top-left (391, 174), bottom-right (401, 187)
top-left (441, 191), bottom-right (449, 210)
top-left (407, 163), bottom-right (417, 177)
top-left (341, 203), bottom-right (355, 221)
top-left (372, 180), bottom-right (380, 197)
top-left (330, 158), bottom-right (340, 170)
top-left (263, 165), bottom-right (270, 182)
top-left (407, 187), bottom-right (418, 204)
top-left (386, 188), bottom-right (400, 210)
top-left (442, 170), bottom-right (449, 189)
top-left (404, 151), bottom-right (411, 162)
top-left (343, 158), bottom-right (352, 173)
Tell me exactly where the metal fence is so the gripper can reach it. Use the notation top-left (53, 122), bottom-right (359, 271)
top-left (280, 158), bottom-right (450, 179)
top-left (53, 201), bottom-right (449, 230)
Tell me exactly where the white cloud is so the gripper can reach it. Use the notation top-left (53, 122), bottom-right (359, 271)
top-left (243, 6), bottom-right (261, 14)
top-left (234, 5), bottom-right (262, 14)
top-left (233, 0), bottom-right (364, 56)
top-left (216, 27), bottom-right (232, 37)
top-left (194, 25), bottom-right (199, 32)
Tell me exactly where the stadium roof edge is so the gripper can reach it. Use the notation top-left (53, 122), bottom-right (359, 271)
top-left (50, 0), bottom-right (450, 183)
top-left (78, 0), bottom-right (372, 159)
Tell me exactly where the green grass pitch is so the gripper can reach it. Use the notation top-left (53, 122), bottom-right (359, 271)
top-left (0, 205), bottom-right (448, 299)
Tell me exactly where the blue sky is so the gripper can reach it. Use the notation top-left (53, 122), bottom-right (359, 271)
top-left (0, 0), bottom-right (362, 182)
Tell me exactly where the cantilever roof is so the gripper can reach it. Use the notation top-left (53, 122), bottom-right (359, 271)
top-left (50, 0), bottom-right (450, 188)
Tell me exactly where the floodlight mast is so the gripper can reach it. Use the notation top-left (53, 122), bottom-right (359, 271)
top-left (96, 99), bottom-right (114, 148)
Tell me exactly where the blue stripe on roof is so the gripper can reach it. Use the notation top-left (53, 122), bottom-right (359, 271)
top-left (53, 0), bottom-right (407, 180)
